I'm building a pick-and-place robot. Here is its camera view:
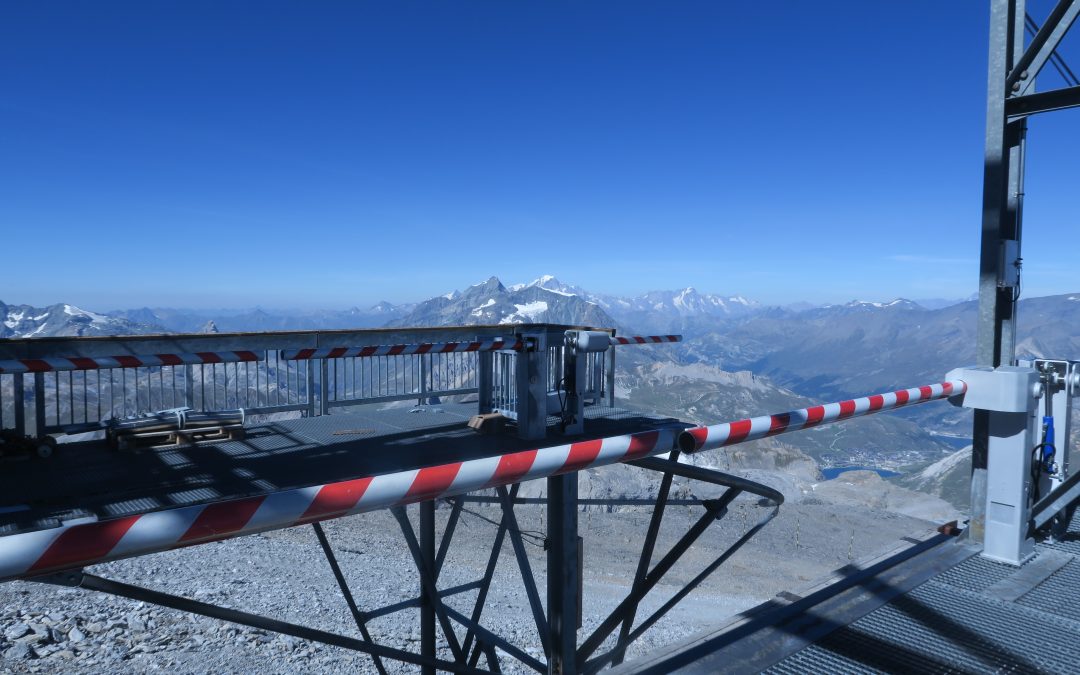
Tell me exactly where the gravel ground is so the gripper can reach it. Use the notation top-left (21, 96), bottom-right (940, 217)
top-left (0, 471), bottom-right (940, 674)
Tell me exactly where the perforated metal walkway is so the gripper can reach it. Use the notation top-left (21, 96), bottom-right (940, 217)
top-left (618, 514), bottom-right (1080, 674)
top-left (0, 402), bottom-right (674, 538)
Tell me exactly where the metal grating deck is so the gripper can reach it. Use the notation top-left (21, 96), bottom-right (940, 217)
top-left (0, 402), bottom-right (678, 538)
top-left (617, 509), bottom-right (1080, 674)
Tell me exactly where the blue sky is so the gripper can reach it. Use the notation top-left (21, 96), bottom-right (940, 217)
top-left (1, 2), bottom-right (1077, 310)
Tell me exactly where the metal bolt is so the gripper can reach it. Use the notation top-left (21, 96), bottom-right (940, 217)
top-left (1012, 81), bottom-right (1022, 92)
top-left (1020, 70), bottom-right (1029, 80)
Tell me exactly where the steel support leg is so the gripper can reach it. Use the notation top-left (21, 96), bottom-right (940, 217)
top-left (40, 571), bottom-right (483, 674)
top-left (611, 449), bottom-right (680, 666)
top-left (462, 486), bottom-right (518, 661)
top-left (973, 0), bottom-right (1027, 545)
top-left (391, 505), bottom-right (466, 665)
top-left (547, 473), bottom-right (579, 675)
top-left (311, 522), bottom-right (388, 675)
top-left (495, 486), bottom-right (551, 656)
top-left (420, 500), bottom-right (437, 675)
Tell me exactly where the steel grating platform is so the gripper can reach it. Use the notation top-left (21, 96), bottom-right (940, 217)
top-left (0, 402), bottom-right (678, 538)
top-left (617, 512), bottom-right (1080, 674)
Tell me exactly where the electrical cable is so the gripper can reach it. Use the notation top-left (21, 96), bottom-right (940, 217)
top-left (446, 498), bottom-right (548, 549)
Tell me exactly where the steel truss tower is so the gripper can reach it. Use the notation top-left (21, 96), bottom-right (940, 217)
top-left (972, 0), bottom-right (1080, 542)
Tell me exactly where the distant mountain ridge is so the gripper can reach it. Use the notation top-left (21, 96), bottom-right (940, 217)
top-left (390, 276), bottom-right (617, 328)
top-left (0, 301), bottom-right (165, 339)
top-left (7, 274), bottom-right (993, 339)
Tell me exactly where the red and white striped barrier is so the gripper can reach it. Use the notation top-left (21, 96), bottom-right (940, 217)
top-left (610, 335), bottom-right (682, 345)
top-left (281, 335), bottom-right (680, 361)
top-left (0, 351), bottom-right (262, 375)
top-left (0, 428), bottom-right (675, 581)
top-left (280, 338), bottom-right (528, 361)
top-left (678, 380), bottom-right (967, 453)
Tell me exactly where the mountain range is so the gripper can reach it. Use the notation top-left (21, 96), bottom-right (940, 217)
top-left (3, 279), bottom-right (1077, 515)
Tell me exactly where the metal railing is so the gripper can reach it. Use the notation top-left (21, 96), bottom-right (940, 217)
top-left (0, 325), bottom-right (616, 437)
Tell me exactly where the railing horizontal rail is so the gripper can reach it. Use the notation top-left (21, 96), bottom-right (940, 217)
top-left (281, 339), bottom-right (529, 361)
top-left (0, 351), bottom-right (262, 374)
top-left (326, 388), bottom-right (479, 409)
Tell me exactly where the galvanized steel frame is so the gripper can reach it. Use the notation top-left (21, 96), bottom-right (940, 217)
top-left (32, 458), bottom-right (782, 675)
top-left (971, 0), bottom-right (1079, 543)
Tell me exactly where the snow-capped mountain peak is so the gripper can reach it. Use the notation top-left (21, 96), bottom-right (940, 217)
top-left (1, 301), bottom-right (165, 338)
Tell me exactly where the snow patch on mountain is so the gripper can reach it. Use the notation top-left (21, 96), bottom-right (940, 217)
top-left (471, 299), bottom-right (496, 317)
top-left (499, 301), bottom-right (549, 324)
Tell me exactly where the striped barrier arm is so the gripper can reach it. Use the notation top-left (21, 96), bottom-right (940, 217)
top-left (0, 351), bottom-right (263, 375)
top-left (678, 380), bottom-right (967, 453)
top-left (0, 428), bottom-right (675, 582)
top-left (280, 338), bottom-right (528, 361)
top-left (610, 335), bottom-right (682, 345)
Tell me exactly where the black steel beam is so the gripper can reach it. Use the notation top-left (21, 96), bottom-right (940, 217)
top-left (611, 451), bottom-right (680, 666)
top-left (311, 522), bottom-right (388, 675)
top-left (458, 495), bottom-right (704, 507)
top-left (1008, 0), bottom-right (1080, 94)
top-left (462, 485), bottom-right (518, 661)
top-left (973, 0), bottom-right (1025, 545)
top-left (1030, 468), bottom-right (1080, 532)
top-left (44, 571), bottom-right (488, 674)
top-left (495, 485), bottom-right (551, 656)
top-left (587, 510), bottom-right (775, 674)
top-left (576, 492), bottom-right (740, 664)
top-left (362, 580), bottom-right (484, 621)
top-left (420, 500), bottom-right (438, 675)
top-left (547, 473), bottom-right (580, 675)
top-left (435, 497), bottom-right (464, 578)
top-left (444, 605), bottom-right (547, 674)
top-left (391, 506), bottom-right (467, 665)
top-left (1007, 83), bottom-right (1080, 115)
top-left (630, 456), bottom-right (784, 505)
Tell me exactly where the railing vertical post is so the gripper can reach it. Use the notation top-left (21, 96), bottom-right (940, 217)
top-left (305, 361), bottom-right (316, 418)
top-left (13, 373), bottom-right (25, 436)
top-left (33, 372), bottom-right (46, 438)
top-left (478, 351), bottom-right (494, 414)
top-left (516, 332), bottom-right (548, 440)
top-left (590, 354), bottom-right (602, 404)
top-left (547, 473), bottom-right (579, 675)
top-left (419, 355), bottom-right (430, 406)
top-left (184, 365), bottom-right (194, 409)
top-left (319, 359), bottom-right (329, 416)
top-left (606, 345), bottom-right (616, 408)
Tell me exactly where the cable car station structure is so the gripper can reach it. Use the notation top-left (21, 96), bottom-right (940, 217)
top-left (2, 1), bottom-right (1080, 672)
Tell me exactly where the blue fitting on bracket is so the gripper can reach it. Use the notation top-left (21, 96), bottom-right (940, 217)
top-left (1042, 416), bottom-right (1057, 474)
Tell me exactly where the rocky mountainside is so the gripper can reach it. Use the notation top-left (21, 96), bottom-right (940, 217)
top-left (0, 302), bottom-right (165, 338)
top-left (688, 293), bottom-right (1080, 400)
top-left (894, 446), bottom-right (973, 511)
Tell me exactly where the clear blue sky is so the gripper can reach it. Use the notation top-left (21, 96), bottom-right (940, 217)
top-left (1, 2), bottom-right (1077, 310)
